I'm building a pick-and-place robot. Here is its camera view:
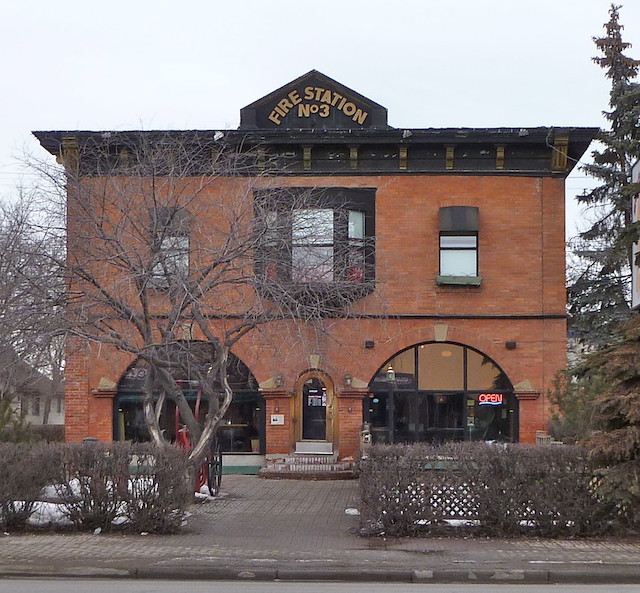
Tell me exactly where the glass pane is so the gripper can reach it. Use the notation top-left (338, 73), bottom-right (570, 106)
top-left (466, 393), bottom-right (511, 442)
top-left (292, 209), bottom-right (333, 245)
top-left (394, 391), bottom-right (417, 443)
top-left (292, 246), bottom-right (334, 282)
top-left (219, 393), bottom-right (261, 453)
top-left (153, 236), bottom-right (189, 280)
top-left (466, 349), bottom-right (506, 390)
top-left (347, 245), bottom-right (365, 282)
top-left (348, 210), bottom-right (365, 239)
top-left (420, 393), bottom-right (465, 443)
top-left (384, 348), bottom-right (416, 389)
top-left (302, 377), bottom-right (326, 440)
top-left (418, 343), bottom-right (464, 390)
top-left (263, 211), bottom-right (279, 247)
top-left (440, 235), bottom-right (477, 248)
top-left (440, 250), bottom-right (477, 276)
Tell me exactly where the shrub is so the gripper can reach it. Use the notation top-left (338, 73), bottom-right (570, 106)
top-left (32, 424), bottom-right (64, 443)
top-left (0, 441), bottom-right (193, 533)
top-left (548, 370), bottom-right (603, 444)
top-left (44, 442), bottom-right (192, 533)
top-left (454, 443), bottom-right (614, 537)
top-left (358, 443), bottom-right (466, 536)
top-left (357, 442), bottom-right (620, 538)
top-left (0, 443), bottom-right (51, 529)
top-left (124, 444), bottom-right (191, 533)
top-left (47, 442), bottom-right (131, 531)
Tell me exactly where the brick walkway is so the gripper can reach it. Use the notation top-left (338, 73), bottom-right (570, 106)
top-left (189, 476), bottom-right (360, 552)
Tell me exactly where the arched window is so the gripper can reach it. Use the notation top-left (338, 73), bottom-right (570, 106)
top-left (366, 342), bottom-right (516, 444)
top-left (114, 344), bottom-right (263, 453)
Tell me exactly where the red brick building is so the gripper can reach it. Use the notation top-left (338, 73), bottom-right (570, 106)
top-left (35, 71), bottom-right (596, 473)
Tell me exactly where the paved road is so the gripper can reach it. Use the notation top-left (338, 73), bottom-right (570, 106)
top-left (2, 581), bottom-right (640, 593)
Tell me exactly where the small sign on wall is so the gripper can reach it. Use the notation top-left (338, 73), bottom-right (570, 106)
top-left (270, 414), bottom-right (285, 426)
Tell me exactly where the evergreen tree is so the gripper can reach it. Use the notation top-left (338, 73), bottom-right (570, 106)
top-left (568, 4), bottom-right (640, 349)
top-left (581, 315), bottom-right (640, 526)
top-left (0, 399), bottom-right (35, 443)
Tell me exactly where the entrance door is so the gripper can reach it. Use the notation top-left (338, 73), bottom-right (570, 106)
top-left (296, 372), bottom-right (334, 453)
top-left (302, 377), bottom-right (327, 440)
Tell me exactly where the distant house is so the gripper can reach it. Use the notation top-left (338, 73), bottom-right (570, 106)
top-left (0, 349), bottom-right (63, 427)
top-left (19, 372), bottom-right (64, 427)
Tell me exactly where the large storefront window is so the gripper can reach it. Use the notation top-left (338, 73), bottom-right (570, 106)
top-left (366, 342), bottom-right (516, 444)
top-left (114, 347), bottom-right (264, 454)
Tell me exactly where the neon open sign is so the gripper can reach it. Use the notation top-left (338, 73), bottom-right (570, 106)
top-left (478, 393), bottom-right (503, 406)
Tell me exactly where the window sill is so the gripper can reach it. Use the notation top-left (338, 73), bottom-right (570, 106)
top-left (436, 275), bottom-right (482, 286)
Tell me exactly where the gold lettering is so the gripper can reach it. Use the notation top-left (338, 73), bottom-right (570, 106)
top-left (278, 97), bottom-right (294, 112)
top-left (343, 102), bottom-right (357, 116)
top-left (288, 90), bottom-right (302, 105)
top-left (352, 108), bottom-right (368, 125)
top-left (298, 103), bottom-right (311, 117)
top-left (268, 111), bottom-right (281, 125)
top-left (271, 86), bottom-right (369, 126)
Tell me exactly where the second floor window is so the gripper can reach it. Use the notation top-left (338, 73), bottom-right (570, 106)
top-left (150, 207), bottom-right (189, 287)
top-left (256, 188), bottom-right (374, 286)
top-left (292, 208), bottom-right (334, 282)
top-left (437, 206), bottom-right (480, 285)
top-left (440, 233), bottom-right (478, 277)
top-left (152, 235), bottom-right (189, 282)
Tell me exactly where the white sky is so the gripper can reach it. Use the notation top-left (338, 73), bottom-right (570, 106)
top-left (2, 0), bottom-right (639, 238)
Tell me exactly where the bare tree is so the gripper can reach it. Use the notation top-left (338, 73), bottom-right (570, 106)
top-left (0, 196), bottom-right (65, 430)
top-left (32, 131), bottom-right (376, 466)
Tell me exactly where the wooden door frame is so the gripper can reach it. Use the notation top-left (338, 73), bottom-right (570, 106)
top-left (294, 370), bottom-right (335, 445)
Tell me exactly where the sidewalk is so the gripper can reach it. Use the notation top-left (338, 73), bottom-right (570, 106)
top-left (1, 475), bottom-right (640, 583)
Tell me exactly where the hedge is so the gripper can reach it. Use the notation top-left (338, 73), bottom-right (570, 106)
top-left (357, 442), bottom-right (621, 538)
top-left (0, 442), bottom-right (192, 533)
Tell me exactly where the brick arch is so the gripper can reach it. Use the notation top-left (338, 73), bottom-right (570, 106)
top-left (113, 341), bottom-right (259, 393)
top-left (360, 321), bottom-right (517, 387)
top-left (294, 368), bottom-right (336, 392)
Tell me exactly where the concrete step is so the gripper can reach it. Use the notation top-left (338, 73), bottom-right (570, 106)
top-left (280, 455), bottom-right (339, 464)
top-left (259, 454), bottom-right (356, 480)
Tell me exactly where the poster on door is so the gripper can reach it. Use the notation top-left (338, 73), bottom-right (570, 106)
top-left (307, 389), bottom-right (326, 407)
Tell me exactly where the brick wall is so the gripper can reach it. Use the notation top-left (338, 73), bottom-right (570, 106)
top-left (65, 172), bottom-right (566, 450)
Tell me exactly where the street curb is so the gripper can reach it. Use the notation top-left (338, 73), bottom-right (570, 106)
top-left (3, 566), bottom-right (640, 583)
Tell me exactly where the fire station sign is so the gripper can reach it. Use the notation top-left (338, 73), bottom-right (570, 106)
top-left (240, 70), bottom-right (388, 130)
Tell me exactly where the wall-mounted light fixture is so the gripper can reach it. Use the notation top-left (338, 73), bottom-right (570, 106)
top-left (505, 341), bottom-right (517, 350)
top-left (364, 340), bottom-right (375, 349)
top-left (386, 364), bottom-right (396, 382)
top-left (344, 373), bottom-right (352, 387)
